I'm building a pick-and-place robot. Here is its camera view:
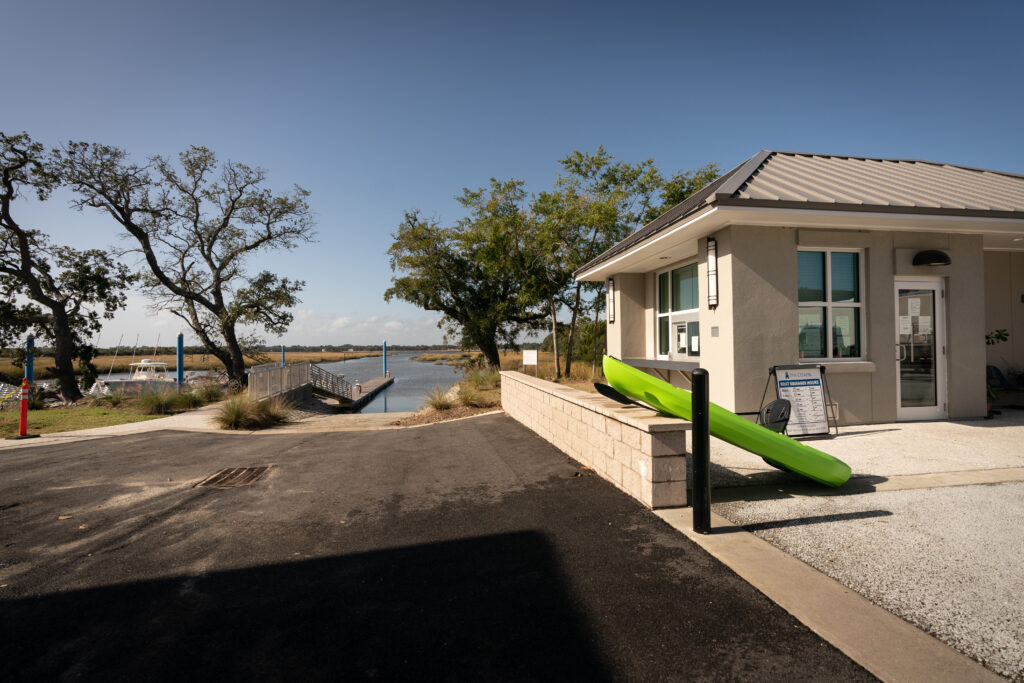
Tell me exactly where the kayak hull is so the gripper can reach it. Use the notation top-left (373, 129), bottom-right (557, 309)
top-left (602, 356), bottom-right (851, 487)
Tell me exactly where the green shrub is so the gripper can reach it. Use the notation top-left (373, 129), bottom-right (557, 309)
top-left (425, 384), bottom-right (453, 411)
top-left (107, 390), bottom-right (126, 407)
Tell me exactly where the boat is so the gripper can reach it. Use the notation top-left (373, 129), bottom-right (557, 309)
top-left (93, 359), bottom-right (178, 395)
top-left (602, 355), bottom-right (851, 487)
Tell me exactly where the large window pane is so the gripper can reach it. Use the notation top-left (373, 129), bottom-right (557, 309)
top-left (831, 252), bottom-right (860, 303)
top-left (798, 251), bottom-right (825, 302)
top-left (658, 317), bottom-right (669, 355)
top-left (832, 307), bottom-right (861, 358)
top-left (799, 307), bottom-right (826, 358)
top-left (671, 264), bottom-right (698, 311)
top-left (658, 272), bottom-right (669, 314)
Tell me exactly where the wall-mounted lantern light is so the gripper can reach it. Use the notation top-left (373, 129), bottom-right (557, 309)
top-left (912, 249), bottom-right (952, 267)
top-left (706, 237), bottom-right (719, 308)
top-left (607, 278), bottom-right (615, 323)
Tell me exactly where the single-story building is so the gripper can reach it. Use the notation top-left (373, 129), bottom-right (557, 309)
top-left (576, 150), bottom-right (1024, 425)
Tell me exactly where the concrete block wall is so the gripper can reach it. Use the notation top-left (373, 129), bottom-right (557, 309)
top-left (501, 371), bottom-right (690, 509)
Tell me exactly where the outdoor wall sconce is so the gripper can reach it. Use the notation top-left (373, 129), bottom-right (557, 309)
top-left (607, 278), bottom-right (615, 322)
top-left (706, 237), bottom-right (719, 308)
top-left (912, 249), bottom-right (952, 266)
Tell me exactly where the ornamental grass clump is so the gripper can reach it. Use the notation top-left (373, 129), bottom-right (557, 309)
top-left (424, 384), bottom-right (453, 411)
top-left (196, 382), bottom-right (224, 403)
top-left (139, 389), bottom-right (181, 415)
top-left (215, 395), bottom-right (292, 430)
top-left (458, 386), bottom-right (496, 409)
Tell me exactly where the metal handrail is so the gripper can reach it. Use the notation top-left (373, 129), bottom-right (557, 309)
top-left (309, 363), bottom-right (352, 400)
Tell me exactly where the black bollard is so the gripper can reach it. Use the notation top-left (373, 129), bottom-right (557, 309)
top-left (692, 368), bottom-right (711, 534)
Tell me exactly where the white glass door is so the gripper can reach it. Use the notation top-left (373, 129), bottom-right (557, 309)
top-left (894, 279), bottom-right (946, 420)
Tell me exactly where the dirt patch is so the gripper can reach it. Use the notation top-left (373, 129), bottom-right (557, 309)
top-left (392, 405), bottom-right (501, 427)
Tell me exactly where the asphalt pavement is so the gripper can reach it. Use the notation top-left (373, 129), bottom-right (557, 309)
top-left (1, 413), bottom-right (873, 682)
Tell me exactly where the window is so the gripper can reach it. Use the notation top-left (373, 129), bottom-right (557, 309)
top-left (657, 262), bottom-right (699, 358)
top-left (798, 249), bottom-right (864, 359)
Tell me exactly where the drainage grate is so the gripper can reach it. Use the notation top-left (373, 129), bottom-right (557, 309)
top-left (194, 466), bottom-right (271, 489)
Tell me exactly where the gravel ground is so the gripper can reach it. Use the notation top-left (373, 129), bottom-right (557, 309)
top-left (715, 482), bottom-right (1024, 681)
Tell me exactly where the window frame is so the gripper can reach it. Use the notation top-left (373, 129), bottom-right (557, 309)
top-left (656, 260), bottom-right (700, 360)
top-left (797, 247), bottom-right (866, 361)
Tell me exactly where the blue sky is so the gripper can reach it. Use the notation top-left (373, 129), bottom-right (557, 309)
top-left (6, 0), bottom-right (1023, 346)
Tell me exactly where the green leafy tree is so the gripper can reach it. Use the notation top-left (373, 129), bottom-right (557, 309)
top-left (386, 179), bottom-right (544, 369)
top-left (56, 143), bottom-right (315, 383)
top-left (533, 147), bottom-right (663, 377)
top-left (1, 132), bottom-right (135, 400)
top-left (643, 162), bottom-right (721, 224)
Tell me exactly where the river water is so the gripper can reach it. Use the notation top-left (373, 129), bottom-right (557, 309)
top-left (317, 353), bottom-right (463, 413)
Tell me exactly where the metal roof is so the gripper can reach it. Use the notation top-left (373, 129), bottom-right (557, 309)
top-left (576, 150), bottom-right (1024, 276)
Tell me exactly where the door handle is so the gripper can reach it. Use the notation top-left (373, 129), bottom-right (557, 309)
top-left (896, 344), bottom-right (906, 362)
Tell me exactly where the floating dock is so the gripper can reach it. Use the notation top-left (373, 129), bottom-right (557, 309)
top-left (342, 375), bottom-right (394, 412)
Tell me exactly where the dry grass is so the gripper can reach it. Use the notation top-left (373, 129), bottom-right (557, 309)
top-left (215, 395), bottom-right (293, 430)
top-left (0, 351), bottom-right (380, 378)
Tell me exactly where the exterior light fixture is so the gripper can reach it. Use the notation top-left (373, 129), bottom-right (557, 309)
top-left (607, 278), bottom-right (615, 323)
top-left (706, 237), bottom-right (719, 308)
top-left (912, 249), bottom-right (952, 267)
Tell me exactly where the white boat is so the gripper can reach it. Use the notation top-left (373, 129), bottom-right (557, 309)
top-left (93, 359), bottom-right (179, 395)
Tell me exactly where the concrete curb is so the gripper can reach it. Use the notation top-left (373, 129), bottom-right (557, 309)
top-left (654, 508), bottom-right (1002, 683)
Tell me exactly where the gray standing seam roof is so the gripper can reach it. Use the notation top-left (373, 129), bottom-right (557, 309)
top-left (576, 150), bottom-right (1024, 276)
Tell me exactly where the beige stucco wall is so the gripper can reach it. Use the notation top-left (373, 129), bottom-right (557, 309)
top-left (984, 251), bottom-right (1024, 377)
top-left (606, 273), bottom-right (646, 359)
top-left (600, 225), bottom-right (990, 425)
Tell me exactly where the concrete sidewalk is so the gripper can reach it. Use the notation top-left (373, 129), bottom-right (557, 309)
top-left (1, 414), bottom-right (872, 681)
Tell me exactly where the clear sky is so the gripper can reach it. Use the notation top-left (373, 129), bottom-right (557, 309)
top-left (6, 0), bottom-right (1023, 347)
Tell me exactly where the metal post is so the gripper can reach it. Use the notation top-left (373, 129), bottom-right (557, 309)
top-left (382, 340), bottom-right (387, 377)
top-left (692, 368), bottom-right (711, 534)
top-left (25, 335), bottom-right (34, 384)
top-left (281, 345), bottom-right (286, 367)
top-left (176, 333), bottom-right (185, 385)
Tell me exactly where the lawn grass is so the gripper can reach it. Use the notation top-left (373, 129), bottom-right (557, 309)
top-left (0, 404), bottom-right (161, 437)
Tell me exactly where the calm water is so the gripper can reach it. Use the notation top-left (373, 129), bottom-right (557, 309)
top-left (317, 353), bottom-right (464, 413)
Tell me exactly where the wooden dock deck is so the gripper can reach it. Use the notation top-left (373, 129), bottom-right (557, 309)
top-left (342, 375), bottom-right (394, 412)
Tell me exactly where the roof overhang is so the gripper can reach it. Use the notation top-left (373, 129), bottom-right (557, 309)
top-left (576, 205), bottom-right (1024, 282)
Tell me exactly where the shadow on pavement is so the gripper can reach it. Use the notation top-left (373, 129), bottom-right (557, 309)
top-left (713, 509), bottom-right (894, 534)
top-left (3, 531), bottom-right (612, 682)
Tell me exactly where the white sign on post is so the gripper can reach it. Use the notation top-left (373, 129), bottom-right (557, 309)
top-left (522, 350), bottom-right (538, 366)
top-left (774, 365), bottom-right (830, 436)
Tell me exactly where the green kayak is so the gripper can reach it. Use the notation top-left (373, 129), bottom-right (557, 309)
top-left (602, 356), bottom-right (851, 487)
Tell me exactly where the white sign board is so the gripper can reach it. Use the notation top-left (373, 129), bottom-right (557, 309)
top-left (774, 365), bottom-right (830, 436)
top-left (522, 349), bottom-right (538, 366)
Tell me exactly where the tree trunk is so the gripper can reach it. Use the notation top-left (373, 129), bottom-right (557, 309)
top-left (220, 323), bottom-right (248, 385)
top-left (592, 283), bottom-right (603, 375)
top-left (479, 337), bottom-right (502, 370)
top-left (563, 282), bottom-right (583, 378)
top-left (50, 309), bottom-right (83, 402)
top-left (548, 296), bottom-right (561, 379)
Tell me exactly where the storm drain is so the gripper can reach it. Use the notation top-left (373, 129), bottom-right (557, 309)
top-left (194, 466), bottom-right (271, 489)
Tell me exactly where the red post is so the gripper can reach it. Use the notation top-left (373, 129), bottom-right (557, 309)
top-left (18, 377), bottom-right (29, 437)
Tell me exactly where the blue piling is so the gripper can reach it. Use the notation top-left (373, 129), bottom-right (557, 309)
top-left (25, 336), bottom-right (34, 384)
top-left (176, 333), bottom-right (185, 385)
